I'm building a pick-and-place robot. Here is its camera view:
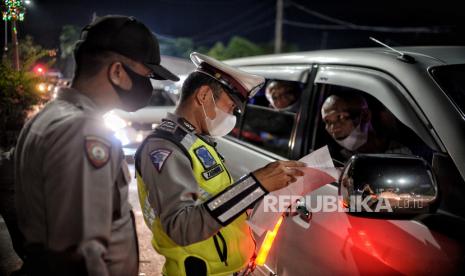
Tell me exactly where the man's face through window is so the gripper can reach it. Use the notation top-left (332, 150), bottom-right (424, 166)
top-left (321, 98), bottom-right (360, 140)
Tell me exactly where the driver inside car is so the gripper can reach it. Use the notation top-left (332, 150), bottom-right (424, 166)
top-left (321, 94), bottom-right (412, 161)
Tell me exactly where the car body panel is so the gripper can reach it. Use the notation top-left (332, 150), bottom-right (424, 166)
top-left (218, 132), bottom-right (464, 275)
top-left (264, 185), bottom-right (463, 275)
top-left (216, 137), bottom-right (280, 180)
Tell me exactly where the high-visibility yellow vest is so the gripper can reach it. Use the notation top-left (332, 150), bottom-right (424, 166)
top-left (136, 127), bottom-right (255, 275)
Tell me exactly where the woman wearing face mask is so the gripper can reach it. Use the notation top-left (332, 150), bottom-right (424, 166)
top-left (321, 94), bottom-right (412, 161)
top-left (135, 53), bottom-right (305, 276)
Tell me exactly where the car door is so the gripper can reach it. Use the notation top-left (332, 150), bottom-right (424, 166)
top-left (260, 65), bottom-right (464, 275)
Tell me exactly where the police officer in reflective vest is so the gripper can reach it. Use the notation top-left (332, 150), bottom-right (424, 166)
top-left (14, 15), bottom-right (179, 275)
top-left (135, 52), bottom-right (305, 275)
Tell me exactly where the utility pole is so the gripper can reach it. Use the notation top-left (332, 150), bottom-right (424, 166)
top-left (274, 0), bottom-right (283, 53)
top-left (320, 31), bottom-right (328, 49)
top-left (2, 20), bottom-right (7, 61)
top-left (11, 17), bottom-right (18, 70)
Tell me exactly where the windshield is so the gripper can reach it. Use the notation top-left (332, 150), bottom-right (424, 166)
top-left (430, 64), bottom-right (465, 117)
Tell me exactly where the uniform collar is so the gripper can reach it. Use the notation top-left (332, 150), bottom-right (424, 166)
top-left (56, 87), bottom-right (99, 113)
top-left (166, 113), bottom-right (217, 146)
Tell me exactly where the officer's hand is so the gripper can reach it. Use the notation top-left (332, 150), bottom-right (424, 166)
top-left (252, 160), bottom-right (306, 192)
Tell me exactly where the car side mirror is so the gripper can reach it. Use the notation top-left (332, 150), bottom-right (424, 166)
top-left (339, 154), bottom-right (438, 216)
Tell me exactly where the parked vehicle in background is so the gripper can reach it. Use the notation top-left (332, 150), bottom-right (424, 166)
top-left (214, 46), bottom-right (465, 275)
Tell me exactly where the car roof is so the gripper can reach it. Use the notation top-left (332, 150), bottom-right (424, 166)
top-left (224, 46), bottom-right (465, 71)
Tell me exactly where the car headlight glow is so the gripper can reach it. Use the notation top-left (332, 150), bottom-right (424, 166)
top-left (136, 132), bottom-right (144, 143)
top-left (103, 111), bottom-right (128, 131)
top-left (114, 129), bottom-right (130, 146)
top-left (37, 83), bottom-right (47, 93)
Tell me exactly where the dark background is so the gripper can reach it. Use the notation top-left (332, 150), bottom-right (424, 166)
top-left (2, 0), bottom-right (465, 52)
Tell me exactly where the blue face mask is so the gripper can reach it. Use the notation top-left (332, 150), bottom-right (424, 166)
top-left (110, 63), bottom-right (153, 112)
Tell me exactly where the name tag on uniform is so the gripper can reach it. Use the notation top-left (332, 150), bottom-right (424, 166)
top-left (202, 164), bottom-right (224, 180)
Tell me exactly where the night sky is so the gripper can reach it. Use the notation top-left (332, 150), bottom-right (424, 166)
top-left (3, 0), bottom-right (465, 52)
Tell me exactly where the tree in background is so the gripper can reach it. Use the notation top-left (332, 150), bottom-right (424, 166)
top-left (1, 37), bottom-right (54, 271)
top-left (158, 35), bottom-right (299, 61)
top-left (154, 34), bottom-right (300, 61)
top-left (59, 25), bottom-right (80, 78)
top-left (260, 41), bottom-right (299, 56)
top-left (0, 35), bottom-right (53, 150)
top-left (159, 37), bottom-right (194, 59)
top-left (207, 36), bottom-right (267, 60)
top-left (205, 36), bottom-right (299, 60)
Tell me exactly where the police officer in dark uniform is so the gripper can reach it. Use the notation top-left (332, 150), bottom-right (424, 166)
top-left (14, 15), bottom-right (179, 275)
top-left (135, 52), bottom-right (305, 275)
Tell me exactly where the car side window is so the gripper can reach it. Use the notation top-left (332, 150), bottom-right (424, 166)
top-left (240, 105), bottom-right (295, 157)
top-left (229, 79), bottom-right (303, 157)
top-left (311, 84), bottom-right (434, 165)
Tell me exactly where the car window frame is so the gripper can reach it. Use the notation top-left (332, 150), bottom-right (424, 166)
top-left (310, 65), bottom-right (440, 152)
top-left (224, 64), bottom-right (313, 159)
top-left (237, 104), bottom-right (297, 157)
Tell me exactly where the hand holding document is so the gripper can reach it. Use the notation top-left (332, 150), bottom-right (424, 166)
top-left (248, 146), bottom-right (341, 236)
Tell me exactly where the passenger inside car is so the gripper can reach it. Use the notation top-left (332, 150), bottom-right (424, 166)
top-left (320, 93), bottom-right (412, 161)
top-left (229, 79), bottom-right (303, 157)
top-left (265, 80), bottom-right (301, 113)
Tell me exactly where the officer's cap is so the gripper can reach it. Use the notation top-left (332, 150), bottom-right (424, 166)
top-left (190, 52), bottom-right (265, 111)
top-left (74, 15), bottom-right (179, 81)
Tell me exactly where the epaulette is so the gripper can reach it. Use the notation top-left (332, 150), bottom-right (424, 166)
top-left (135, 120), bottom-right (194, 175)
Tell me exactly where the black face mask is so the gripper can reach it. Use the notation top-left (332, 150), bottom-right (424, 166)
top-left (110, 63), bottom-right (153, 112)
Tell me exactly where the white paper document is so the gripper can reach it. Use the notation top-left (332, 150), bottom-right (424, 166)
top-left (247, 146), bottom-right (341, 236)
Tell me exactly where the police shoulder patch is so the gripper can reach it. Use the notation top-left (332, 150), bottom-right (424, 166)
top-left (194, 146), bottom-right (216, 169)
top-left (85, 136), bottom-right (111, 169)
top-left (149, 149), bottom-right (172, 172)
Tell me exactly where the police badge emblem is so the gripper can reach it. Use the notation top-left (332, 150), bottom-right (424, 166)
top-left (150, 149), bottom-right (172, 172)
top-left (194, 146), bottom-right (217, 169)
top-left (85, 136), bottom-right (111, 168)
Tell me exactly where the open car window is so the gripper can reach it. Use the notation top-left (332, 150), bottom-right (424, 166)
top-left (229, 79), bottom-right (304, 157)
top-left (312, 84), bottom-right (434, 166)
top-left (315, 65), bottom-right (438, 151)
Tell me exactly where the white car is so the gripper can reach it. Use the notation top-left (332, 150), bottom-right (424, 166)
top-left (214, 46), bottom-right (465, 275)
